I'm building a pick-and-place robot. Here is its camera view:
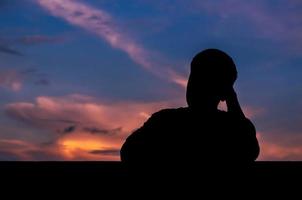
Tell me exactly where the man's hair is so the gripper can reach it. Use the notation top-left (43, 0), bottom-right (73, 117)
top-left (190, 49), bottom-right (237, 86)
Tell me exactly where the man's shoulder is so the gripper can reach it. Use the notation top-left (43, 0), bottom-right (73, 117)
top-left (151, 107), bottom-right (189, 118)
top-left (143, 107), bottom-right (188, 124)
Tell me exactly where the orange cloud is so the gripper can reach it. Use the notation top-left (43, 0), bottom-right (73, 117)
top-left (57, 132), bottom-right (120, 160)
top-left (5, 94), bottom-right (182, 160)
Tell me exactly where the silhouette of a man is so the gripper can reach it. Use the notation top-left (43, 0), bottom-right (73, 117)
top-left (121, 49), bottom-right (260, 168)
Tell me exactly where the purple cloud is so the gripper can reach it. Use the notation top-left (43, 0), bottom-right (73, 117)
top-left (0, 70), bottom-right (22, 91)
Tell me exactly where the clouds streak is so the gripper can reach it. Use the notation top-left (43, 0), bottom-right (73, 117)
top-left (0, 44), bottom-right (23, 56)
top-left (36, 0), bottom-right (187, 87)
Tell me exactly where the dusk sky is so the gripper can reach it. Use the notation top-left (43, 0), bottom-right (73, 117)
top-left (1, 0), bottom-right (302, 160)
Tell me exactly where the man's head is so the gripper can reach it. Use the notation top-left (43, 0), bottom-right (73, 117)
top-left (186, 49), bottom-right (237, 110)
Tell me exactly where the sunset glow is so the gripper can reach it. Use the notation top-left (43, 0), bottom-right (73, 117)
top-left (59, 137), bottom-right (112, 159)
top-left (1, 0), bottom-right (302, 160)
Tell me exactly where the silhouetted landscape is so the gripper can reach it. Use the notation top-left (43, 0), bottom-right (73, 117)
top-left (2, 1), bottom-right (302, 186)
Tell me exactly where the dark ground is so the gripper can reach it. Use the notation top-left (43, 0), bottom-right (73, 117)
top-left (0, 161), bottom-right (301, 177)
top-left (0, 161), bottom-right (300, 192)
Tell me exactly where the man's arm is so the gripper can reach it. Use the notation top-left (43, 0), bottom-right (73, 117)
top-left (225, 87), bottom-right (245, 118)
top-left (226, 87), bottom-right (260, 161)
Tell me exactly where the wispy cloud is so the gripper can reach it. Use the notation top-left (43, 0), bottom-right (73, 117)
top-left (0, 70), bottom-right (23, 91)
top-left (0, 68), bottom-right (51, 92)
top-left (5, 94), bottom-right (175, 133)
top-left (18, 35), bottom-right (65, 45)
top-left (36, 0), bottom-right (187, 87)
top-left (82, 127), bottom-right (122, 135)
top-left (0, 44), bottom-right (23, 56)
top-left (0, 33), bottom-right (67, 57)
